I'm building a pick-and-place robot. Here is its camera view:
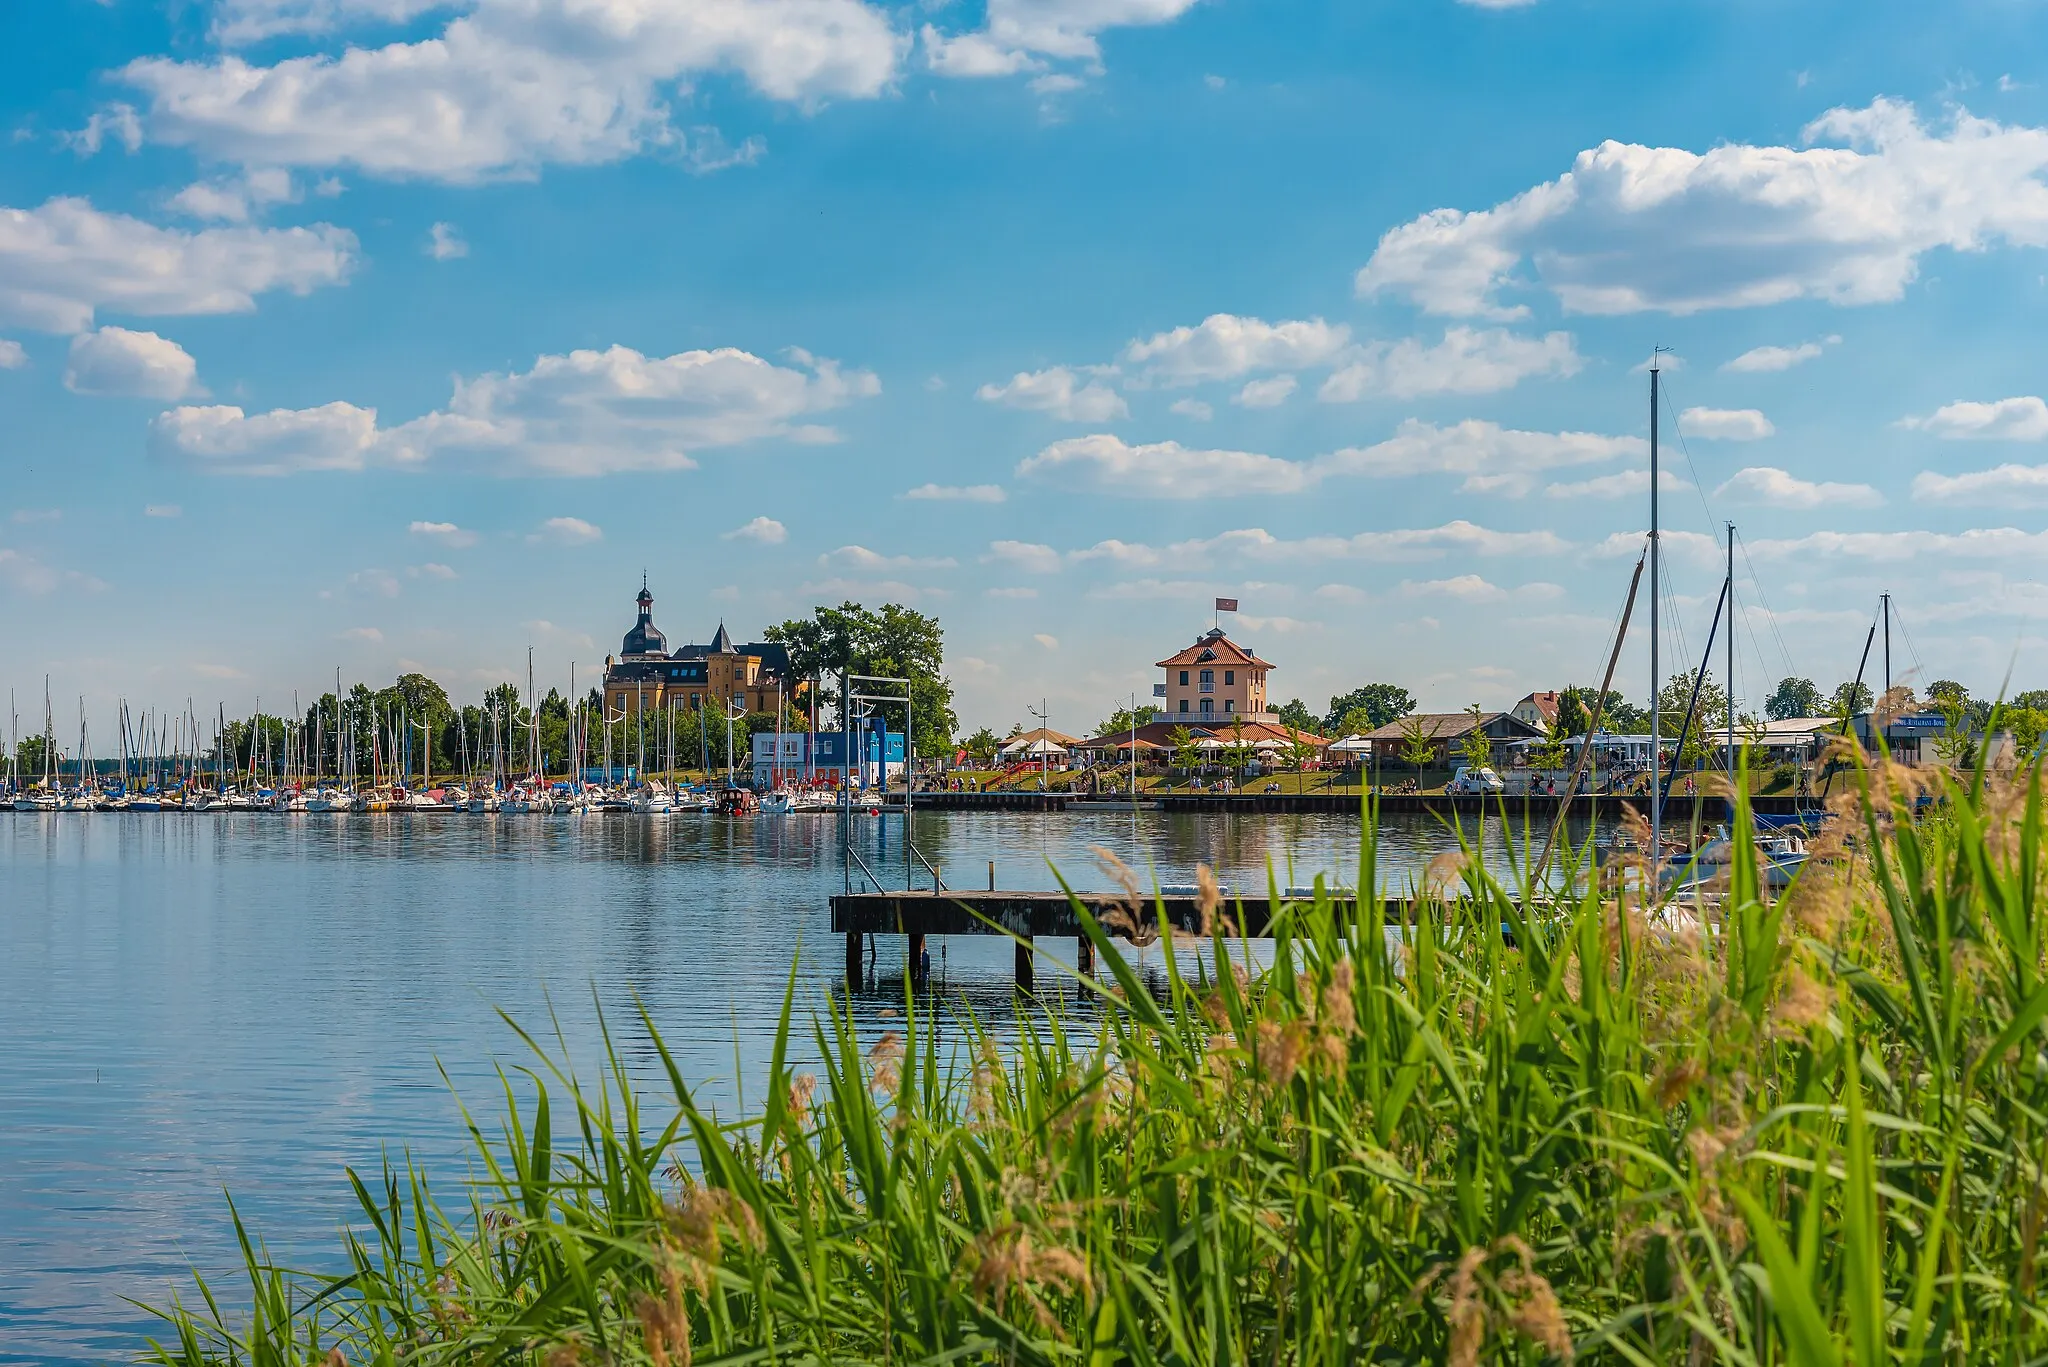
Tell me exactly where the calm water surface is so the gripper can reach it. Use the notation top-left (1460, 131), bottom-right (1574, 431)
top-left (0, 808), bottom-right (1589, 1364)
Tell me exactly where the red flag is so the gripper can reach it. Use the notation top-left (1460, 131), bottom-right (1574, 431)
top-left (1214, 597), bottom-right (1238, 612)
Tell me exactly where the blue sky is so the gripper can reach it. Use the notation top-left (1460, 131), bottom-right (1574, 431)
top-left (4, 0), bottom-right (2048, 737)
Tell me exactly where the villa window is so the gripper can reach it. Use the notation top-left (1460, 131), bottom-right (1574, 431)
top-left (1200, 698), bottom-right (1213, 716)
top-left (1200, 669), bottom-right (1214, 692)
top-left (1224, 670), bottom-right (1234, 685)
top-left (1223, 699), bottom-right (1235, 713)
top-left (1180, 670), bottom-right (1189, 685)
top-left (1179, 699), bottom-right (1189, 714)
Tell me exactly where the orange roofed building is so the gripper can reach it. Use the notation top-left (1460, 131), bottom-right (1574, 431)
top-left (1156, 627), bottom-right (1274, 723)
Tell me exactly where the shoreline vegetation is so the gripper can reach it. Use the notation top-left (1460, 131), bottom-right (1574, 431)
top-left (147, 748), bottom-right (2048, 1364)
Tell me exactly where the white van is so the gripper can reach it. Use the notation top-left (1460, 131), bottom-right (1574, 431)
top-left (1446, 765), bottom-right (1505, 795)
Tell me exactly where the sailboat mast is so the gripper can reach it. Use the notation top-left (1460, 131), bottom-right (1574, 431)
top-left (1648, 358), bottom-right (1662, 864)
top-left (1882, 593), bottom-right (1892, 695)
top-left (1726, 524), bottom-right (1735, 775)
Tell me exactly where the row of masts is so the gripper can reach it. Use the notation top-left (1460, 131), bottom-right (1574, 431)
top-left (0, 650), bottom-right (719, 797)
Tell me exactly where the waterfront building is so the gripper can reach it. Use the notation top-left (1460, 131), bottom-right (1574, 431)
top-left (1509, 691), bottom-right (1561, 730)
top-left (602, 582), bottom-right (798, 718)
top-left (1156, 628), bottom-right (1274, 722)
top-left (1068, 717), bottom-right (1328, 767)
top-left (1351, 711), bottom-right (1543, 766)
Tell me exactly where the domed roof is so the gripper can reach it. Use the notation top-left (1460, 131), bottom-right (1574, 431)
top-left (622, 581), bottom-right (666, 656)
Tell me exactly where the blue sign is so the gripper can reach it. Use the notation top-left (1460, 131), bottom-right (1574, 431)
top-left (811, 731), bottom-right (906, 767)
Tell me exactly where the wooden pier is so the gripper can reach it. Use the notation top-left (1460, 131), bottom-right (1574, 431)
top-left (830, 889), bottom-right (1372, 990)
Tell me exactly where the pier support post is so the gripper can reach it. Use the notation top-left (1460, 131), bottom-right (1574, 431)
top-left (1076, 935), bottom-right (1094, 978)
top-left (845, 931), bottom-right (864, 989)
top-left (1015, 935), bottom-right (1034, 992)
top-left (908, 932), bottom-right (927, 984)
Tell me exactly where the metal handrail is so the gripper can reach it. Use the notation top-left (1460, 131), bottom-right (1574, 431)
top-left (909, 841), bottom-right (944, 892)
top-left (847, 843), bottom-right (882, 893)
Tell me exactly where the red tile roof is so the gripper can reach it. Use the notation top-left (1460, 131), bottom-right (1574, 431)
top-left (1154, 629), bottom-right (1275, 671)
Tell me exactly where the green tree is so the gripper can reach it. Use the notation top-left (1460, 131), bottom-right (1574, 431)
top-left (1561, 685), bottom-right (1643, 733)
top-left (1274, 698), bottom-right (1318, 733)
top-left (1332, 705), bottom-right (1380, 739)
top-left (1397, 715), bottom-right (1435, 787)
top-left (2011, 689), bottom-right (2048, 713)
top-left (1832, 680), bottom-right (1875, 715)
top-left (960, 727), bottom-right (1000, 766)
top-left (1765, 676), bottom-right (1826, 721)
top-left (14, 733), bottom-right (50, 783)
top-left (1223, 718), bottom-right (1252, 783)
top-left (1095, 704), bottom-right (1161, 737)
top-left (1531, 717), bottom-right (1570, 771)
top-left (1458, 704), bottom-right (1493, 773)
top-left (1554, 689), bottom-right (1590, 740)
top-left (1168, 725), bottom-right (1200, 776)
top-left (765, 602), bottom-right (956, 757)
top-left (1932, 691), bottom-right (1976, 769)
top-left (2005, 706), bottom-right (2048, 765)
top-left (1323, 684), bottom-right (1413, 735)
top-left (1284, 727), bottom-right (1318, 774)
top-left (1656, 670), bottom-right (1730, 766)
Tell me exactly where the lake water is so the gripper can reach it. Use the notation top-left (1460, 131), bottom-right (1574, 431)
top-left (0, 808), bottom-right (1589, 1364)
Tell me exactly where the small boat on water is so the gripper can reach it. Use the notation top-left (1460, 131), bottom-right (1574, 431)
top-left (1665, 825), bottom-right (1809, 892)
top-left (630, 785), bottom-right (675, 814)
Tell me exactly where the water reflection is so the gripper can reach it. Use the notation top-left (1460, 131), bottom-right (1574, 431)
top-left (0, 807), bottom-right (1602, 1364)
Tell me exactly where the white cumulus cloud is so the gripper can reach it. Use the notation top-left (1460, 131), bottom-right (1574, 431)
top-left (723, 515), bottom-right (787, 543)
top-left (1319, 327), bottom-right (1580, 401)
top-left (924, 0), bottom-right (1203, 80)
top-left (151, 401), bottom-right (378, 475)
top-left (1017, 433), bottom-right (1315, 498)
top-left (151, 344), bottom-right (878, 475)
top-left (1168, 397), bottom-right (1212, 420)
top-left (984, 540), bottom-right (1063, 573)
top-left (1543, 468), bottom-right (1683, 500)
top-left (64, 326), bottom-right (201, 399)
top-left (902, 482), bottom-right (1005, 502)
top-left (120, 0), bottom-right (901, 183)
top-left (211, 0), bottom-right (461, 44)
top-left (0, 340), bottom-right (26, 368)
top-left (1902, 396), bottom-right (2048, 440)
top-left (1319, 418), bottom-right (1642, 495)
top-left (1716, 465), bottom-right (1882, 509)
top-left (1356, 99), bottom-right (2048, 317)
top-left (1912, 463), bottom-right (2048, 507)
top-left (820, 545), bottom-right (956, 571)
top-left (0, 196), bottom-right (354, 332)
top-left (1679, 406), bottom-right (1775, 440)
top-left (976, 365), bottom-right (1128, 421)
top-left (1723, 336), bottom-right (1838, 372)
top-left (426, 221), bottom-right (467, 259)
top-left (167, 167), bottom-right (298, 223)
top-left (408, 520), bottom-right (477, 546)
top-left (1121, 313), bottom-right (1349, 385)
top-left (530, 516), bottom-right (602, 545)
top-left (1232, 374), bottom-right (1296, 408)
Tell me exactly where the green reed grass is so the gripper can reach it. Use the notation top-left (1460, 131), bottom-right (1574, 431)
top-left (144, 748), bottom-right (2048, 1365)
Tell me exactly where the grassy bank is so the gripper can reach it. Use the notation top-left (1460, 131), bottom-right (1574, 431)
top-left (149, 753), bottom-right (2048, 1363)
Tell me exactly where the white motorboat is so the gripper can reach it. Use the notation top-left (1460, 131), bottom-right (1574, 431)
top-left (1664, 826), bottom-right (1810, 892)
